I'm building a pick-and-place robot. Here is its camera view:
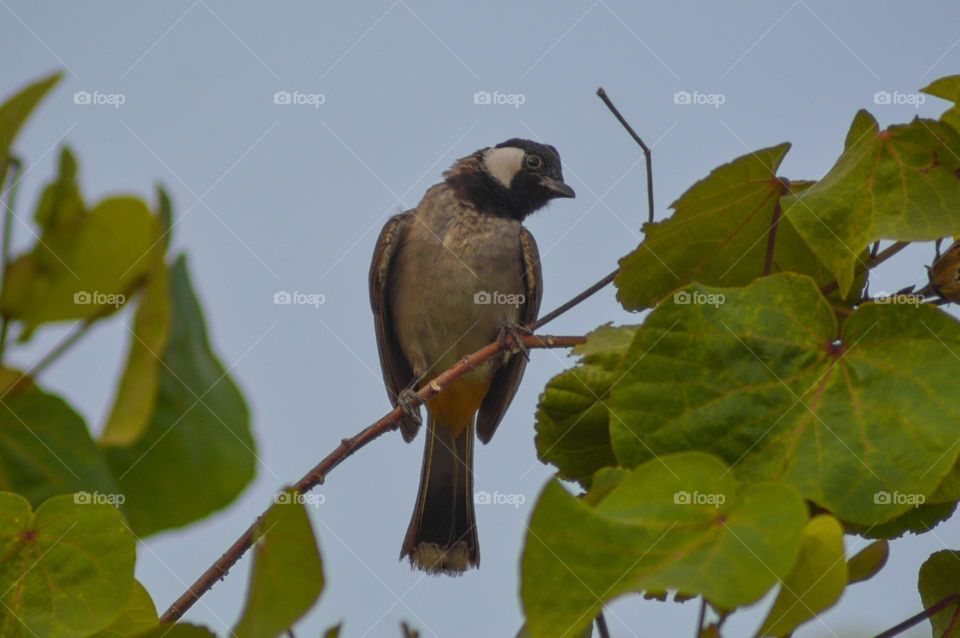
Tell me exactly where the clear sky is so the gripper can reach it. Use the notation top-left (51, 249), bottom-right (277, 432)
top-left (2, 2), bottom-right (958, 636)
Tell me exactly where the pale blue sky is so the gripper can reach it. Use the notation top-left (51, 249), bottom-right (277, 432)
top-left (2, 2), bottom-right (958, 636)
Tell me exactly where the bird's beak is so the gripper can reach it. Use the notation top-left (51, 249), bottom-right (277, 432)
top-left (541, 177), bottom-right (576, 199)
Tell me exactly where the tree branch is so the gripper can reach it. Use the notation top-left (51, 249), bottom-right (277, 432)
top-left (820, 241), bottom-right (909, 296)
top-left (159, 333), bottom-right (585, 623)
top-left (596, 87), bottom-right (655, 225)
top-left (874, 593), bottom-right (960, 638)
top-left (595, 611), bottom-right (611, 638)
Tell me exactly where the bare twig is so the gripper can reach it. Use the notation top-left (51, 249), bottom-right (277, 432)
top-left (696, 597), bottom-right (707, 637)
top-left (532, 268), bottom-right (618, 330)
top-left (29, 320), bottom-right (94, 377)
top-left (597, 87), bottom-right (655, 225)
top-left (28, 274), bottom-right (149, 378)
top-left (159, 332), bottom-right (585, 623)
top-left (595, 611), bottom-right (611, 638)
top-left (820, 241), bottom-right (909, 296)
top-left (874, 593), bottom-right (960, 638)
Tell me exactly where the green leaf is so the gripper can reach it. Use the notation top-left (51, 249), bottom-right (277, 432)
top-left (521, 452), bottom-right (807, 638)
top-left (2, 192), bottom-right (157, 331)
top-left (515, 622), bottom-right (591, 638)
top-left (929, 458), bottom-right (960, 503)
top-left (0, 72), bottom-right (62, 187)
top-left (34, 147), bottom-right (82, 229)
top-left (608, 273), bottom-right (960, 525)
top-left (100, 190), bottom-right (174, 446)
top-left (570, 323), bottom-right (637, 358)
top-left (324, 623), bottom-right (342, 638)
top-left (106, 256), bottom-right (256, 536)
top-left (918, 550), bottom-right (960, 638)
top-left (90, 580), bottom-right (158, 637)
top-left (616, 143), bottom-right (831, 311)
top-left (233, 491), bottom-right (325, 638)
top-left (100, 262), bottom-right (171, 446)
top-left (534, 326), bottom-right (633, 487)
top-left (922, 75), bottom-right (960, 134)
top-left (757, 514), bottom-right (847, 637)
top-left (783, 111), bottom-right (960, 295)
top-left (855, 500), bottom-right (958, 540)
top-left (847, 540), bottom-right (889, 585)
top-left (0, 492), bottom-right (135, 638)
top-left (0, 369), bottom-right (117, 507)
top-left (154, 185), bottom-right (174, 245)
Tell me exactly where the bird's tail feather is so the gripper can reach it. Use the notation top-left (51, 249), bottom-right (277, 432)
top-left (401, 415), bottom-right (479, 574)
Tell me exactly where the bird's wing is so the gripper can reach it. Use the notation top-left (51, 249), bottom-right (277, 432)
top-left (369, 211), bottom-right (419, 441)
top-left (476, 226), bottom-right (543, 444)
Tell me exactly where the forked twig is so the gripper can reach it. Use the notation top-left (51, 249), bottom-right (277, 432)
top-left (597, 87), bottom-right (655, 225)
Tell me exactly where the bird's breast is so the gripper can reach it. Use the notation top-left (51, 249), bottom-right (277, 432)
top-left (389, 201), bottom-right (526, 378)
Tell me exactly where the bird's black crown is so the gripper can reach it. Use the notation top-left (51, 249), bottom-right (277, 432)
top-left (445, 138), bottom-right (575, 220)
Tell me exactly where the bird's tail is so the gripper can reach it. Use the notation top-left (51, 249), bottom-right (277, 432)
top-left (401, 415), bottom-right (479, 574)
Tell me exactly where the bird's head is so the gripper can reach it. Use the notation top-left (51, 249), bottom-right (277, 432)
top-left (444, 138), bottom-right (575, 220)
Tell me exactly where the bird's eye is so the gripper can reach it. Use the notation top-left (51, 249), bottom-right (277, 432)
top-left (525, 154), bottom-right (543, 170)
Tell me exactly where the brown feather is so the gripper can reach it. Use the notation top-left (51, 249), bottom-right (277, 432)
top-left (475, 227), bottom-right (543, 443)
top-left (369, 211), bottom-right (420, 441)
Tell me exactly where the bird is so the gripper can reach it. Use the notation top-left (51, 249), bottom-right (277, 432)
top-left (369, 138), bottom-right (575, 575)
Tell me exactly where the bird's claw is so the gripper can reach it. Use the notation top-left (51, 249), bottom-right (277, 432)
top-left (499, 320), bottom-right (532, 362)
top-left (397, 388), bottom-right (423, 427)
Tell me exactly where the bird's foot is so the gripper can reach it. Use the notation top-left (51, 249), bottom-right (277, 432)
top-left (498, 320), bottom-right (532, 362)
top-left (397, 388), bottom-right (423, 426)
top-left (396, 387), bottom-right (423, 441)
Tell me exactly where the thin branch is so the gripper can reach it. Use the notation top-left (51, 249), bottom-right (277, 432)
top-left (159, 332), bottom-right (585, 623)
top-left (595, 611), bottom-right (611, 638)
top-left (820, 241), bottom-right (909, 296)
top-left (0, 156), bottom-right (23, 364)
top-left (27, 272), bottom-right (149, 378)
top-left (28, 320), bottom-right (95, 377)
top-left (596, 87), bottom-right (655, 225)
top-left (532, 268), bottom-right (618, 330)
top-left (696, 597), bottom-right (707, 637)
top-left (874, 593), bottom-right (960, 638)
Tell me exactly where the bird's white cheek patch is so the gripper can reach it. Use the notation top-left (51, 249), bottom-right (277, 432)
top-left (482, 147), bottom-right (524, 189)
